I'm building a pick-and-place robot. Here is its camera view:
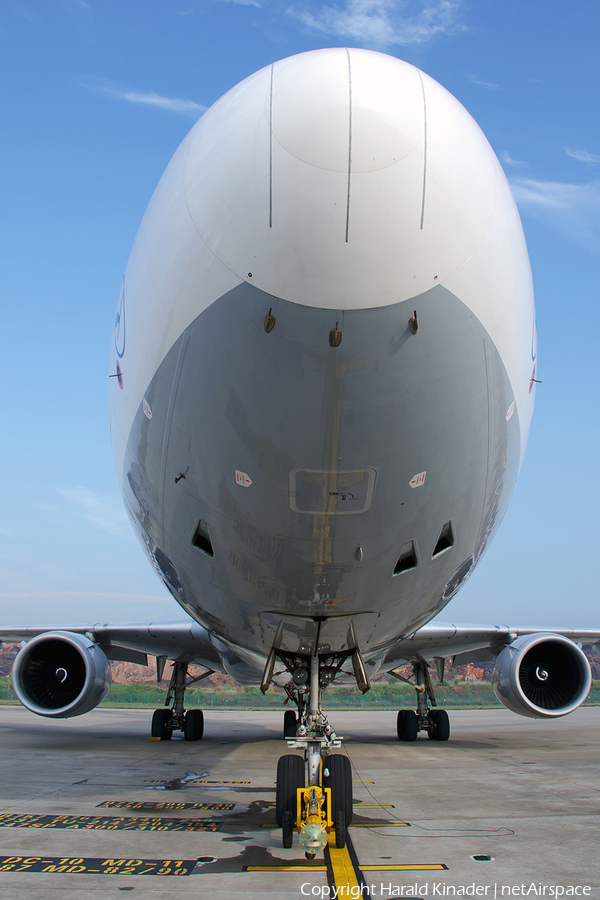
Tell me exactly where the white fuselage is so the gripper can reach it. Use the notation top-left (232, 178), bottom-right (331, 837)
top-left (109, 49), bottom-right (535, 678)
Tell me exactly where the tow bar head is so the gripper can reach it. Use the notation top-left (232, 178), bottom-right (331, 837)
top-left (299, 821), bottom-right (328, 854)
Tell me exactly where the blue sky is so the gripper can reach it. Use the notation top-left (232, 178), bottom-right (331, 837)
top-left (0, 0), bottom-right (598, 629)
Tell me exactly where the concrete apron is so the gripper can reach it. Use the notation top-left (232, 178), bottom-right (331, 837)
top-left (0, 706), bottom-right (598, 898)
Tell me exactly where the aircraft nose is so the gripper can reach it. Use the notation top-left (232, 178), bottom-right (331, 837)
top-left (182, 47), bottom-right (499, 311)
top-left (270, 48), bottom-right (423, 174)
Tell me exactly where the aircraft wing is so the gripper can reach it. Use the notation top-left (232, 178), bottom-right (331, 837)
top-left (381, 623), bottom-right (600, 670)
top-left (2, 619), bottom-right (599, 681)
top-left (0, 621), bottom-right (223, 671)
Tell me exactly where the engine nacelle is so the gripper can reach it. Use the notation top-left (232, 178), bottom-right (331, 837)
top-left (11, 632), bottom-right (111, 718)
top-left (492, 633), bottom-right (591, 719)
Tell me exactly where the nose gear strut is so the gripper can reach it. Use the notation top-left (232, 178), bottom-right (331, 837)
top-left (266, 633), bottom-right (365, 856)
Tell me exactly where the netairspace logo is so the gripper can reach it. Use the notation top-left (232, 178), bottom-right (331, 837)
top-left (299, 885), bottom-right (593, 899)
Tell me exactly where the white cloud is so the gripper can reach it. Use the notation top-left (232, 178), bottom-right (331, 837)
top-left (510, 177), bottom-right (600, 251)
top-left (290, 0), bottom-right (465, 46)
top-left (468, 73), bottom-right (499, 90)
top-left (510, 178), bottom-right (600, 211)
top-left (56, 487), bottom-right (131, 538)
top-left (500, 151), bottom-right (527, 168)
top-left (80, 77), bottom-right (206, 118)
top-left (178, 0), bottom-right (261, 11)
top-left (566, 147), bottom-right (600, 165)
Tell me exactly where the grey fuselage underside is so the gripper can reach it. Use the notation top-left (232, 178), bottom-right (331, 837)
top-left (122, 282), bottom-right (520, 675)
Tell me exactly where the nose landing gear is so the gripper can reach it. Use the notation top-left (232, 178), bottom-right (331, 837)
top-left (276, 750), bottom-right (353, 856)
top-left (273, 651), bottom-right (355, 856)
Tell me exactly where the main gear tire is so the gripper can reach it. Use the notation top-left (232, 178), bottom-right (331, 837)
top-left (397, 709), bottom-right (418, 742)
top-left (184, 709), bottom-right (204, 741)
top-left (151, 708), bottom-right (173, 741)
top-left (427, 709), bottom-right (450, 742)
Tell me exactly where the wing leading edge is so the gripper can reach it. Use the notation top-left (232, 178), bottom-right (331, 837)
top-left (2, 620), bottom-right (599, 675)
top-left (381, 623), bottom-right (600, 670)
top-left (0, 621), bottom-right (223, 671)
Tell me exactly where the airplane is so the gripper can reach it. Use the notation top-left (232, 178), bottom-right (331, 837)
top-left (2, 47), bottom-right (598, 857)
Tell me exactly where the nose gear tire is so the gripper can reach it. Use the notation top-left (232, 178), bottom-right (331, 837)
top-left (334, 809), bottom-right (347, 848)
top-left (323, 753), bottom-right (353, 825)
top-left (282, 810), bottom-right (294, 848)
top-left (283, 709), bottom-right (297, 738)
top-left (276, 754), bottom-right (305, 826)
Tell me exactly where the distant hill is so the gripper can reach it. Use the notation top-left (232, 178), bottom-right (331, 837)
top-left (2, 639), bottom-right (599, 687)
top-left (0, 641), bottom-right (235, 688)
top-left (0, 644), bottom-right (18, 677)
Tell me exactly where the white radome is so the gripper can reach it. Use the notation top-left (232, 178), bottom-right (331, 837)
top-left (112, 48), bottom-right (535, 477)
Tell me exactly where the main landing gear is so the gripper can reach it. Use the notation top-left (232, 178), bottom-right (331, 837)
top-left (262, 643), bottom-right (368, 858)
top-left (150, 661), bottom-right (213, 741)
top-left (392, 659), bottom-right (450, 742)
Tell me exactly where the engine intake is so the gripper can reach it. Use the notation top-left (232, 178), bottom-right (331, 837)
top-left (11, 632), bottom-right (111, 718)
top-left (492, 633), bottom-right (591, 718)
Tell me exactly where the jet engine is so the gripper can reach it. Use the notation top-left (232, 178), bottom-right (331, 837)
top-left (11, 631), bottom-right (111, 718)
top-left (492, 633), bottom-right (591, 718)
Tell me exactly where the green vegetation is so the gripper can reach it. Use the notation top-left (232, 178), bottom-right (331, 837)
top-left (1, 675), bottom-right (599, 711)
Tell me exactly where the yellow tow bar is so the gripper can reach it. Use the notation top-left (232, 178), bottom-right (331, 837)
top-left (296, 785), bottom-right (332, 856)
